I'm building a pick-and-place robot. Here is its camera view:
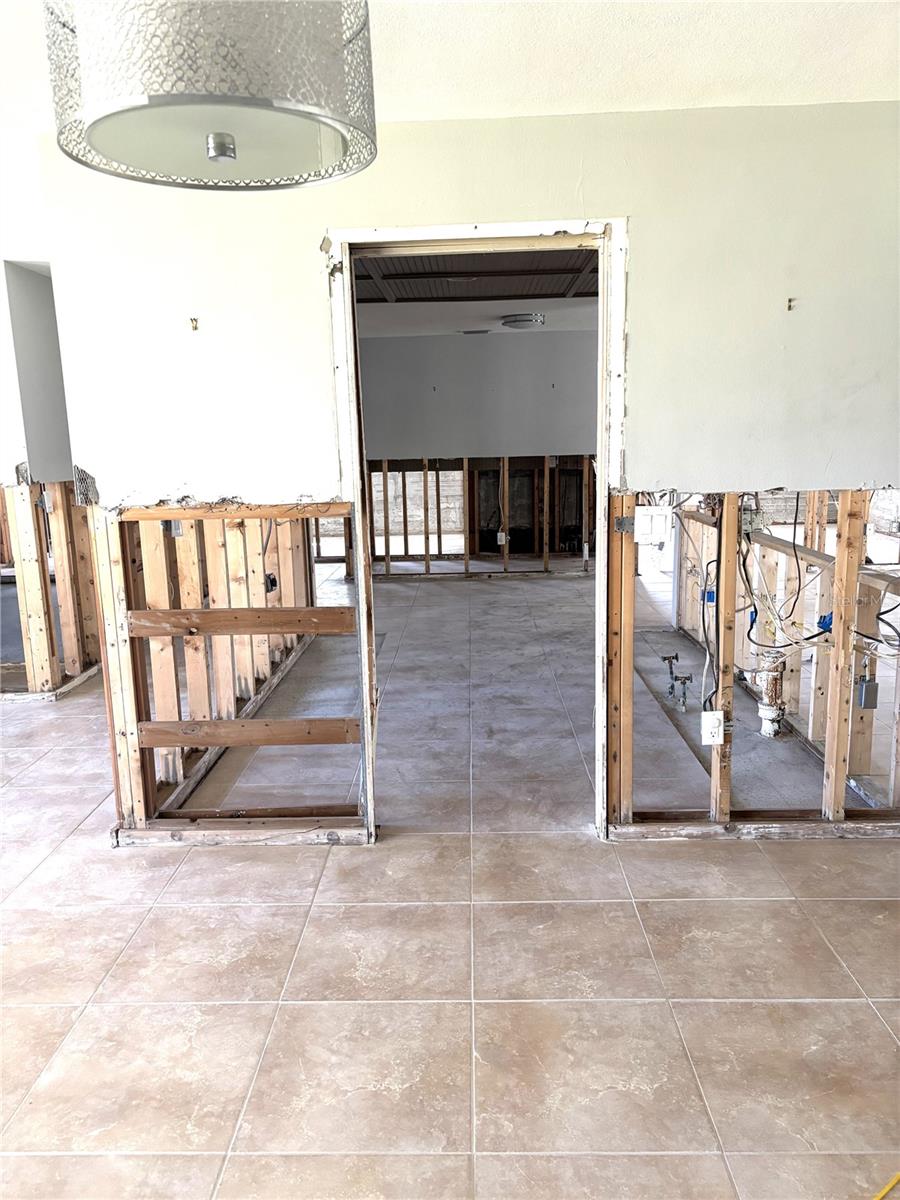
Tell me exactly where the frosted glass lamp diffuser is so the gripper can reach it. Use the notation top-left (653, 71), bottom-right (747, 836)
top-left (43, 0), bottom-right (377, 189)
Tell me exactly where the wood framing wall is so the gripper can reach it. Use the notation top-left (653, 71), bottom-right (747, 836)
top-left (2, 481), bottom-right (99, 695)
top-left (86, 501), bottom-right (375, 846)
top-left (608, 489), bottom-right (900, 839)
top-left (342, 455), bottom-right (595, 577)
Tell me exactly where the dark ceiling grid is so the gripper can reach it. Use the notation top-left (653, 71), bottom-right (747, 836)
top-left (353, 249), bottom-right (599, 303)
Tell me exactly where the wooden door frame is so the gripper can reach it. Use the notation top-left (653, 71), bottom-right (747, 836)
top-left (325, 218), bottom-right (629, 839)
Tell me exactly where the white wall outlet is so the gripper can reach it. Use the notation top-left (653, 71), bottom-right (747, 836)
top-left (701, 710), bottom-right (725, 745)
top-left (497, 531), bottom-right (507, 546)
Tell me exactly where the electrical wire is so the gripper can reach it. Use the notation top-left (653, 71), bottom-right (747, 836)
top-left (782, 491), bottom-right (803, 620)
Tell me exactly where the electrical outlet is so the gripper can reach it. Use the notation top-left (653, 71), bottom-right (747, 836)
top-left (701, 711), bottom-right (725, 745)
top-left (497, 531), bottom-right (507, 546)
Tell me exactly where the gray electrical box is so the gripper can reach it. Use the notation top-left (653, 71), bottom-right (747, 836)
top-left (857, 678), bottom-right (879, 710)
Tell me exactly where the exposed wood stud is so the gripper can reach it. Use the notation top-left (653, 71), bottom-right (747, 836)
top-left (435, 464), bottom-right (443, 556)
top-left (382, 459), bottom-right (391, 576)
top-left (754, 546), bottom-right (779, 649)
top-left (582, 456), bottom-right (590, 570)
top-left (202, 519), bottom-right (237, 719)
top-left (815, 490), bottom-right (828, 552)
top-left (303, 519), bottom-right (317, 608)
top-left (290, 518), bottom-right (310, 610)
top-left (619, 493), bottom-right (636, 822)
top-left (532, 469), bottom-right (540, 555)
top-left (401, 470), bottom-right (409, 556)
top-left (343, 515), bottom-right (354, 579)
top-left (44, 482), bottom-right (85, 678)
top-left (87, 508), bottom-right (152, 827)
top-left (366, 468), bottom-right (376, 561)
top-left (472, 468), bottom-right (480, 559)
top-left (174, 519), bottom-right (213, 719)
top-left (6, 484), bottom-right (62, 693)
top-left (462, 457), bottom-right (470, 573)
top-left (224, 519), bottom-right (255, 702)
top-left (803, 490), bottom-right (818, 549)
top-left (848, 583), bottom-right (878, 777)
top-left (139, 520), bottom-right (184, 783)
top-left (808, 567), bottom-right (833, 742)
top-left (314, 517), bottom-right (322, 558)
top-left (422, 458), bottom-right (431, 574)
top-left (0, 489), bottom-right (11, 565)
top-left (822, 490), bottom-right (867, 821)
top-left (554, 464), bottom-right (561, 553)
top-left (276, 519), bottom-right (298, 652)
top-left (543, 457), bottom-right (550, 572)
top-left (501, 456), bottom-right (510, 572)
top-left (606, 494), bottom-right (625, 824)
top-left (264, 518), bottom-right (285, 662)
top-left (242, 519), bottom-right (272, 683)
top-left (710, 494), bottom-right (739, 823)
top-left (782, 551), bottom-right (802, 714)
top-left (68, 485), bottom-right (100, 666)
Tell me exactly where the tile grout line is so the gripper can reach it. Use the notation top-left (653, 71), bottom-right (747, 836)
top-left (523, 593), bottom-right (595, 794)
top-left (0, 1148), bottom-right (896, 1159)
top-left (209, 844), bottom-right (332, 1200)
top-left (0, 851), bottom-right (185, 1137)
top-left (0, 746), bottom-right (52, 787)
top-left (5, 997), bottom-right (889, 1008)
top-left (0, 787), bottom-right (119, 906)
top-left (757, 851), bottom-right (900, 1047)
top-left (611, 842), bottom-right (744, 1200)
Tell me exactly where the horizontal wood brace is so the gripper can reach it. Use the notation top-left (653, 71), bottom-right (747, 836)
top-left (128, 606), bottom-right (355, 637)
top-left (157, 804), bottom-right (358, 820)
top-left (119, 502), bottom-right (350, 521)
top-left (138, 718), bottom-right (361, 748)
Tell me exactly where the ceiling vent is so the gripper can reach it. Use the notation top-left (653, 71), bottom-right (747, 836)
top-left (501, 313), bottom-right (545, 330)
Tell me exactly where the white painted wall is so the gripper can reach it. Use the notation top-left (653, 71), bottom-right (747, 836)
top-left (3, 263), bottom-right (73, 482)
top-left (1, 78), bottom-right (896, 500)
top-left (360, 331), bottom-right (597, 459)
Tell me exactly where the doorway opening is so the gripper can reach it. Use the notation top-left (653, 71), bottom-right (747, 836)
top-left (327, 221), bottom-right (627, 838)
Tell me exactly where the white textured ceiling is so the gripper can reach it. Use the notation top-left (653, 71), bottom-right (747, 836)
top-left (369, 0), bottom-right (898, 121)
top-left (1, 0), bottom-right (897, 145)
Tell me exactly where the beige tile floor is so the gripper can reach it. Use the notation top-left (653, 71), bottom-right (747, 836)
top-left (1, 571), bottom-right (899, 1199)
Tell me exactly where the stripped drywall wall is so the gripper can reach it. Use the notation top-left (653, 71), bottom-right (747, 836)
top-left (1, 85), bottom-right (896, 500)
top-left (359, 331), bottom-right (598, 460)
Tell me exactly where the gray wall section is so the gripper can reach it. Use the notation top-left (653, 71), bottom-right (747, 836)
top-left (360, 331), bottom-right (598, 459)
top-left (4, 264), bottom-right (72, 482)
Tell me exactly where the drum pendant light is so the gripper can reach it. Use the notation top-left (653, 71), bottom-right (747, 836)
top-left (43, 0), bottom-right (377, 189)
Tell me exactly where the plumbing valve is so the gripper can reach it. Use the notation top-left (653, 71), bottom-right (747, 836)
top-left (661, 653), bottom-right (679, 699)
top-left (673, 672), bottom-right (693, 712)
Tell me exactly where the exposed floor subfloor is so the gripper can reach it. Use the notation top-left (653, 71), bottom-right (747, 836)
top-left (1, 570), bottom-right (898, 1199)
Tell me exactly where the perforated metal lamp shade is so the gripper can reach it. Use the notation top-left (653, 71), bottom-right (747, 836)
top-left (43, 0), bottom-right (377, 189)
